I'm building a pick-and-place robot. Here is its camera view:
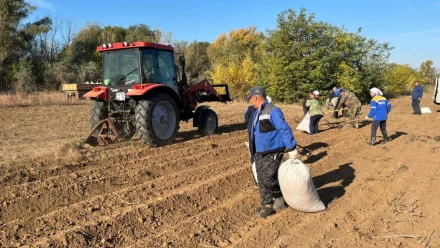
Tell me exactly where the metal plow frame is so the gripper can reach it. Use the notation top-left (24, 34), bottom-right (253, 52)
top-left (86, 119), bottom-right (124, 146)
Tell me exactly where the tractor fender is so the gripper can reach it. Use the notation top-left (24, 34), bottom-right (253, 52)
top-left (193, 106), bottom-right (210, 127)
top-left (84, 86), bottom-right (109, 101)
top-left (127, 84), bottom-right (181, 105)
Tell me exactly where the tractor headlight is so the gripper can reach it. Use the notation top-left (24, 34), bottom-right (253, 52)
top-left (102, 43), bottom-right (108, 49)
top-left (123, 41), bottom-right (128, 46)
top-left (108, 43), bottom-right (113, 48)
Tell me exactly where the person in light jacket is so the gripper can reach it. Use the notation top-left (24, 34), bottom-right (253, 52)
top-left (306, 91), bottom-right (323, 134)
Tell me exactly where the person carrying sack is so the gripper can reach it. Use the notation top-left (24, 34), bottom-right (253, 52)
top-left (365, 87), bottom-right (392, 146)
top-left (245, 86), bottom-right (298, 218)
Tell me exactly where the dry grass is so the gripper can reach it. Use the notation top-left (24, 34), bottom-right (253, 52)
top-left (0, 92), bottom-right (89, 107)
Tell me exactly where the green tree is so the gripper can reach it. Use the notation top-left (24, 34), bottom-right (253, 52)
top-left (101, 25), bottom-right (126, 44)
top-left (23, 16), bottom-right (54, 89)
top-left (69, 22), bottom-right (102, 65)
top-left (261, 8), bottom-right (392, 103)
top-left (13, 58), bottom-right (36, 92)
top-left (335, 30), bottom-right (392, 101)
top-left (419, 60), bottom-right (435, 84)
top-left (261, 9), bottom-right (341, 102)
top-left (185, 41), bottom-right (211, 84)
top-left (125, 24), bottom-right (158, 42)
top-left (0, 0), bottom-right (36, 90)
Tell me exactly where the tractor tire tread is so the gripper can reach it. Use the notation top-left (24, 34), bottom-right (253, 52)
top-left (198, 109), bottom-right (218, 136)
top-left (90, 100), bottom-right (108, 131)
top-left (135, 94), bottom-right (180, 147)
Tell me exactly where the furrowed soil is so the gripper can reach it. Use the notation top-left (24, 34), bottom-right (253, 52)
top-left (1, 89), bottom-right (440, 248)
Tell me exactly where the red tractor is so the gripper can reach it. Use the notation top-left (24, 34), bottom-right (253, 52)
top-left (84, 41), bottom-right (230, 146)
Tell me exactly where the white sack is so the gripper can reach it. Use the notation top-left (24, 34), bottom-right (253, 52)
top-left (421, 107), bottom-right (432, 114)
top-left (433, 79), bottom-right (440, 104)
top-left (325, 97), bottom-right (339, 109)
top-left (252, 161), bottom-right (258, 184)
top-left (278, 159), bottom-right (326, 212)
top-left (296, 112), bottom-right (311, 134)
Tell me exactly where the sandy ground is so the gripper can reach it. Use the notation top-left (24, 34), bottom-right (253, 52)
top-left (0, 88), bottom-right (440, 248)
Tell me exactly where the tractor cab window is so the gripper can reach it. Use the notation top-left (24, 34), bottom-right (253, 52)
top-left (158, 50), bottom-right (178, 93)
top-left (103, 49), bottom-right (140, 87)
top-left (141, 49), bottom-right (160, 83)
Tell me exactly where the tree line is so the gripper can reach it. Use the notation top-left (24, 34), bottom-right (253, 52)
top-left (0, 2), bottom-right (437, 102)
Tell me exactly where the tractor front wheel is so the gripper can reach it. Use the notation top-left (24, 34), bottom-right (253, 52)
top-left (135, 93), bottom-right (180, 146)
top-left (198, 109), bottom-right (218, 135)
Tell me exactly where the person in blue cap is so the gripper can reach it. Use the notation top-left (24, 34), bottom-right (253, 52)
top-left (245, 86), bottom-right (298, 218)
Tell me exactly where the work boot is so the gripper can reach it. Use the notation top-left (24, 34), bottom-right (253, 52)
top-left (273, 197), bottom-right (286, 211)
top-left (353, 123), bottom-right (359, 129)
top-left (383, 136), bottom-right (390, 144)
top-left (256, 204), bottom-right (275, 218)
top-left (369, 137), bottom-right (376, 146)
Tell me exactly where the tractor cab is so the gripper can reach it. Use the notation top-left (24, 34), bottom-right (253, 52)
top-left (99, 42), bottom-right (179, 95)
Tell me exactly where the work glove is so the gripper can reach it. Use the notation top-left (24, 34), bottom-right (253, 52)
top-left (244, 141), bottom-right (249, 148)
top-left (288, 150), bottom-right (298, 159)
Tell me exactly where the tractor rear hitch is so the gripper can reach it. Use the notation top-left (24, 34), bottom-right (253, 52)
top-left (85, 118), bottom-right (124, 146)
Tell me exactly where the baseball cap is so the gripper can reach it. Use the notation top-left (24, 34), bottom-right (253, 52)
top-left (245, 86), bottom-right (266, 100)
top-left (313, 90), bottom-right (319, 96)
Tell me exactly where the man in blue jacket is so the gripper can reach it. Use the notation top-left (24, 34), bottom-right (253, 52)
top-left (245, 86), bottom-right (298, 218)
top-left (365, 87), bottom-right (392, 146)
top-left (411, 81), bottom-right (423, 115)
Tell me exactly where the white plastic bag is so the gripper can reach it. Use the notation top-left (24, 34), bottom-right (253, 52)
top-left (278, 158), bottom-right (326, 212)
top-left (296, 112), bottom-right (311, 134)
top-left (421, 107), bottom-right (432, 114)
top-left (252, 161), bottom-right (258, 184)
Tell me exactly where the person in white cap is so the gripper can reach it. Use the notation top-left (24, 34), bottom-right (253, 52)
top-left (305, 90), bottom-right (323, 134)
top-left (365, 87), bottom-right (392, 146)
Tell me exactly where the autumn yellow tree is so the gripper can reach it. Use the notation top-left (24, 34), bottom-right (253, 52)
top-left (208, 27), bottom-right (263, 98)
top-left (383, 63), bottom-right (419, 95)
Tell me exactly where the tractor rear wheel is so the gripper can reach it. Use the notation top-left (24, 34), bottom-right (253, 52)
top-left (135, 93), bottom-right (180, 146)
top-left (90, 100), bottom-right (108, 133)
top-left (198, 109), bottom-right (218, 135)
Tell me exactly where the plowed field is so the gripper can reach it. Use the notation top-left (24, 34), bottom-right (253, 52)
top-left (1, 89), bottom-right (440, 248)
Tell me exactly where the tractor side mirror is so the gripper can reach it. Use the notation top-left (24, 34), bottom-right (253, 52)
top-left (178, 55), bottom-right (188, 86)
top-left (179, 55), bottom-right (185, 68)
